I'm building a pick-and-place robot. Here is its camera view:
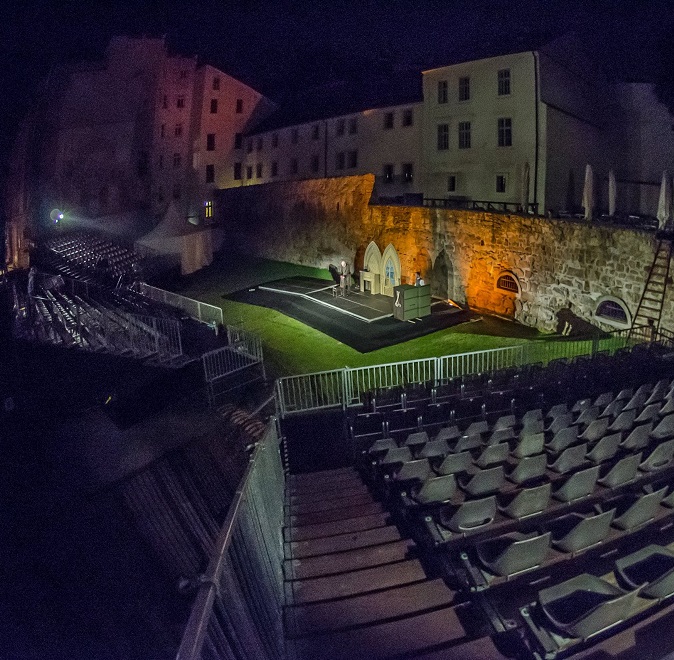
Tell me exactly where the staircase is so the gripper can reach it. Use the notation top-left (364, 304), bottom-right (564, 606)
top-left (630, 238), bottom-right (673, 339)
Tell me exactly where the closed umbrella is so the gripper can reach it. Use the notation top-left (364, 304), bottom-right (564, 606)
top-left (582, 164), bottom-right (594, 220)
top-left (657, 170), bottom-right (672, 229)
top-left (608, 169), bottom-right (617, 217)
top-left (521, 162), bottom-right (530, 212)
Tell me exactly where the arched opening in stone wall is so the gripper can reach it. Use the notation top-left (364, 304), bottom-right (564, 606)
top-left (431, 250), bottom-right (450, 299)
top-left (362, 241), bottom-right (383, 294)
top-left (494, 270), bottom-right (521, 318)
top-left (381, 243), bottom-right (401, 297)
top-left (594, 296), bottom-right (631, 329)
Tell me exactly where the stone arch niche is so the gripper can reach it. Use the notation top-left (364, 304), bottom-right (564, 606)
top-left (431, 250), bottom-right (466, 305)
top-left (362, 241), bottom-right (383, 293)
top-left (381, 243), bottom-right (402, 297)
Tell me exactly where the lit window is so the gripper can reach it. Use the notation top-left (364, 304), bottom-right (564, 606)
top-left (348, 150), bottom-right (358, 169)
top-left (459, 76), bottom-right (470, 101)
top-left (291, 128), bottom-right (299, 144)
top-left (233, 162), bottom-right (242, 180)
top-left (402, 108), bottom-right (413, 127)
top-left (290, 158), bottom-right (298, 174)
top-left (402, 163), bottom-right (413, 182)
top-left (177, 96), bottom-right (185, 108)
top-left (497, 274), bottom-right (519, 293)
top-left (312, 124), bottom-right (320, 140)
top-left (383, 164), bottom-right (394, 183)
top-left (272, 133), bottom-right (279, 148)
top-left (458, 121), bottom-right (471, 149)
top-left (206, 164), bottom-right (215, 183)
top-left (385, 258), bottom-right (395, 284)
top-left (383, 112), bottom-right (394, 130)
top-left (210, 98), bottom-right (218, 114)
top-left (496, 174), bottom-right (507, 193)
top-left (235, 99), bottom-right (243, 113)
top-left (246, 166), bottom-right (253, 180)
top-left (447, 174), bottom-right (457, 192)
top-left (498, 117), bottom-right (512, 147)
top-left (206, 133), bottom-right (215, 151)
top-left (256, 163), bottom-right (263, 178)
top-left (271, 161), bottom-right (278, 176)
top-left (212, 77), bottom-right (220, 91)
top-left (437, 124), bottom-right (449, 150)
top-left (204, 200), bottom-right (213, 218)
top-left (234, 133), bottom-right (242, 149)
top-left (348, 117), bottom-right (358, 134)
top-left (498, 69), bottom-right (511, 96)
top-left (336, 119), bottom-right (345, 136)
top-left (336, 152), bottom-right (345, 170)
top-left (174, 123), bottom-right (183, 137)
top-left (173, 153), bottom-right (181, 168)
top-left (311, 154), bottom-right (320, 173)
top-left (596, 299), bottom-right (628, 324)
top-left (438, 80), bottom-right (448, 104)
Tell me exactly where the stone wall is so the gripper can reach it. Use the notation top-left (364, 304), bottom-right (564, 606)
top-left (216, 175), bottom-right (666, 333)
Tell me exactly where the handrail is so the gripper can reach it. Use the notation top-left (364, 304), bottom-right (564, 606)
top-left (137, 282), bottom-right (224, 326)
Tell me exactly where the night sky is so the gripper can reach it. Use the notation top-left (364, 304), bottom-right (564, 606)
top-left (1, 0), bottom-right (674, 166)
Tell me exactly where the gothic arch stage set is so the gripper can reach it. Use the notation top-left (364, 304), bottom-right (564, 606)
top-left (224, 242), bottom-right (471, 353)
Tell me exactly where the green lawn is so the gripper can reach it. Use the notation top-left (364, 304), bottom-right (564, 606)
top-left (177, 252), bottom-right (551, 378)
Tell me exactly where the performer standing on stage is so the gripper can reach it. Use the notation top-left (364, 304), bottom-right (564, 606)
top-left (339, 260), bottom-right (351, 296)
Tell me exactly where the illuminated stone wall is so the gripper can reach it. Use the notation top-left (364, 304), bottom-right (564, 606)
top-left (217, 174), bottom-right (664, 333)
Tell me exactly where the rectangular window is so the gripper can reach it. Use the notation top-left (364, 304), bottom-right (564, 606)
top-left (336, 119), bottom-right (345, 136)
top-left (348, 117), bottom-right (357, 134)
top-left (496, 174), bottom-right (507, 193)
top-left (205, 200), bottom-right (213, 218)
top-left (235, 99), bottom-right (243, 113)
top-left (206, 164), bottom-right (215, 183)
top-left (174, 123), bottom-right (183, 137)
top-left (271, 161), bottom-right (278, 177)
top-left (402, 163), bottom-right (414, 183)
top-left (336, 152), bottom-right (345, 170)
top-left (246, 166), bottom-right (253, 180)
top-left (233, 162), bottom-right (242, 180)
top-left (459, 76), bottom-right (470, 101)
top-left (256, 163), bottom-right (263, 178)
top-left (213, 77), bottom-right (220, 91)
top-left (348, 150), bottom-right (358, 169)
top-left (206, 133), bottom-right (215, 151)
top-left (177, 96), bottom-right (185, 108)
top-left (173, 183), bottom-right (181, 199)
top-left (256, 137), bottom-right (263, 151)
top-left (438, 80), bottom-right (448, 104)
top-left (173, 153), bottom-right (181, 168)
top-left (402, 108), bottom-right (413, 127)
top-left (447, 174), bottom-right (457, 192)
top-left (498, 69), bottom-right (511, 96)
top-left (312, 124), bottom-right (320, 140)
top-left (247, 140), bottom-right (253, 154)
top-left (210, 98), bottom-right (218, 113)
top-left (234, 133), bottom-right (242, 149)
top-left (383, 164), bottom-right (394, 183)
top-left (383, 112), bottom-right (394, 130)
top-left (291, 128), bottom-right (299, 144)
top-left (272, 133), bottom-right (279, 148)
top-left (311, 154), bottom-right (320, 173)
top-left (458, 121), bottom-right (471, 149)
top-left (498, 117), bottom-right (512, 146)
top-left (291, 158), bottom-right (298, 174)
top-left (437, 123), bottom-right (449, 150)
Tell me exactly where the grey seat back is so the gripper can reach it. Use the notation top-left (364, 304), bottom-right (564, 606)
top-left (594, 392), bottom-right (614, 409)
top-left (586, 432), bottom-right (621, 464)
top-left (451, 434), bottom-right (482, 453)
top-left (608, 408), bottom-right (637, 433)
top-left (551, 509), bottom-right (615, 554)
top-left (394, 458), bottom-right (432, 483)
top-left (547, 413), bottom-right (573, 435)
top-left (623, 390), bottom-right (649, 411)
top-left (640, 438), bottom-right (674, 472)
top-left (441, 495), bottom-right (497, 533)
top-left (380, 446), bottom-right (412, 466)
top-left (615, 544), bottom-right (674, 600)
top-left (548, 443), bottom-right (588, 474)
top-left (413, 474), bottom-right (457, 505)
top-left (487, 427), bottom-right (515, 445)
top-left (507, 453), bottom-right (547, 485)
top-left (460, 465), bottom-right (505, 496)
top-left (419, 438), bottom-right (450, 459)
top-left (579, 417), bottom-right (609, 443)
top-left (475, 442), bottom-right (509, 468)
top-left (521, 418), bottom-right (545, 435)
top-left (405, 430), bottom-right (429, 449)
top-left (575, 406), bottom-right (600, 426)
top-left (546, 404), bottom-right (567, 420)
top-left (435, 425), bottom-right (461, 442)
top-left (477, 531), bottom-right (551, 577)
top-left (635, 403), bottom-right (663, 424)
top-left (547, 425), bottom-right (579, 453)
top-left (659, 397), bottom-right (674, 416)
top-left (492, 414), bottom-right (516, 431)
top-left (499, 483), bottom-right (551, 519)
top-left (464, 420), bottom-right (489, 437)
top-left (598, 453), bottom-right (641, 489)
top-left (620, 422), bottom-right (652, 451)
top-left (522, 408), bottom-right (543, 424)
top-left (553, 465), bottom-right (600, 502)
top-left (612, 486), bottom-right (667, 530)
top-left (436, 450), bottom-right (472, 475)
top-left (513, 432), bottom-right (545, 459)
top-left (600, 398), bottom-right (625, 420)
top-left (651, 414), bottom-right (674, 441)
top-left (368, 437), bottom-right (398, 457)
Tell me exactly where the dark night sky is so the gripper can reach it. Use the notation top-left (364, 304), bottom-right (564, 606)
top-left (1, 0), bottom-right (674, 166)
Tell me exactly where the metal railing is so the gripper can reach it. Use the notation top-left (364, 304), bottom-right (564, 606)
top-left (423, 198), bottom-right (540, 215)
top-left (227, 325), bottom-right (265, 364)
top-left (440, 345), bottom-right (524, 379)
top-left (176, 422), bottom-right (286, 660)
top-left (138, 282), bottom-right (224, 327)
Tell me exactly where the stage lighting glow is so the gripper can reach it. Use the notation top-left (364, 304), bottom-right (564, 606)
top-left (50, 208), bottom-right (65, 224)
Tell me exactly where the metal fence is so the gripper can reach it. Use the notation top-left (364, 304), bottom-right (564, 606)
top-left (176, 422), bottom-right (286, 660)
top-left (138, 282), bottom-right (224, 327)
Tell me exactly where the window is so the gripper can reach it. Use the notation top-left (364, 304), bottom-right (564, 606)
top-left (234, 133), bottom-right (242, 149)
top-left (383, 164), bottom-right (394, 183)
top-left (438, 80), bottom-right (448, 104)
top-left (496, 174), bottom-right (507, 193)
top-left (336, 119), bottom-right (345, 136)
top-left (402, 163), bottom-right (414, 182)
top-left (213, 77), bottom-right (220, 91)
top-left (206, 164), bottom-right (215, 183)
top-left (311, 154), bottom-right (320, 173)
top-left (498, 69), bottom-right (511, 95)
top-left (347, 150), bottom-right (358, 169)
top-left (256, 137), bottom-right (263, 151)
top-left (246, 166), bottom-right (253, 180)
top-left (383, 112), bottom-right (394, 129)
top-left (348, 117), bottom-right (358, 134)
top-left (177, 96), bottom-right (185, 108)
top-left (205, 200), bottom-right (213, 218)
top-left (210, 98), bottom-right (218, 114)
top-left (498, 117), bottom-right (512, 146)
top-left (160, 123), bottom-right (165, 138)
top-left (437, 124), bottom-right (449, 150)
top-left (291, 128), bottom-right (299, 144)
top-left (497, 273), bottom-right (519, 293)
top-left (256, 163), bottom-right (263, 178)
top-left (459, 76), bottom-right (470, 101)
top-left (235, 99), bottom-right (243, 113)
top-left (312, 124), bottom-right (320, 140)
top-left (336, 152), bottom-right (346, 170)
top-left (233, 162), bottom-right (242, 180)
top-left (272, 133), bottom-right (279, 148)
top-left (458, 121), bottom-right (471, 149)
top-left (595, 298), bottom-right (630, 328)
top-left (206, 133), bottom-right (215, 151)
top-left (162, 95), bottom-right (167, 109)
top-left (172, 183), bottom-right (181, 199)
top-left (447, 174), bottom-right (457, 192)
top-left (271, 161), bottom-right (278, 177)
top-left (247, 140), bottom-right (253, 154)
top-left (290, 158), bottom-right (298, 174)
top-left (173, 153), bottom-right (181, 168)
top-left (174, 123), bottom-right (183, 137)
top-left (402, 108), bottom-right (413, 127)
top-left (385, 258), bottom-right (395, 284)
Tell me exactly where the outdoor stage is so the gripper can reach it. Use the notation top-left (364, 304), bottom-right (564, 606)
top-left (225, 276), bottom-right (473, 353)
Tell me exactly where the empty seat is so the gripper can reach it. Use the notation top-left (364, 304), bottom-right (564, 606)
top-left (598, 453), bottom-right (642, 489)
top-left (651, 414), bottom-right (674, 441)
top-left (571, 398), bottom-right (593, 414)
top-left (645, 380), bottom-right (669, 405)
top-left (439, 495), bottom-right (497, 533)
top-left (523, 408), bottom-right (544, 424)
top-left (458, 466), bottom-right (505, 497)
top-left (450, 434), bottom-right (483, 453)
top-left (616, 387), bottom-right (634, 401)
top-left (521, 418), bottom-right (545, 435)
top-left (608, 408), bottom-right (637, 433)
top-left (422, 403), bottom-right (454, 429)
top-left (611, 486), bottom-right (667, 531)
top-left (593, 392), bottom-right (614, 409)
top-left (548, 443), bottom-right (588, 474)
top-left (545, 404), bottom-right (567, 420)
top-left (546, 426), bottom-right (579, 454)
top-left (463, 420), bottom-right (489, 437)
top-left (623, 390), bottom-right (649, 412)
top-left (351, 412), bottom-right (385, 439)
top-left (513, 432), bottom-right (545, 459)
top-left (575, 406), bottom-right (600, 427)
top-left (404, 431), bottom-right (429, 451)
top-left (615, 545), bottom-right (674, 600)
top-left (419, 438), bottom-right (450, 460)
top-left (475, 443), bottom-right (509, 468)
top-left (380, 446), bottom-right (413, 467)
top-left (659, 398), bottom-right (674, 416)
top-left (434, 425), bottom-right (461, 443)
top-left (661, 487), bottom-right (674, 508)
top-left (499, 483), bottom-right (551, 519)
top-left (621, 423), bottom-right (652, 451)
top-left (367, 437), bottom-right (398, 458)
top-left (492, 414), bottom-right (517, 431)
top-left (487, 427), bottom-right (516, 445)
top-left (507, 453), bottom-right (547, 485)
top-left (546, 413), bottom-right (573, 435)
top-left (548, 509), bottom-right (615, 555)
top-left (578, 417), bottom-right (609, 443)
top-left (600, 398), bottom-right (626, 420)
top-left (538, 573), bottom-right (639, 640)
top-left (476, 531), bottom-right (551, 577)
top-left (387, 408), bottom-right (421, 436)
top-left (411, 474), bottom-right (457, 505)
top-left (393, 458), bottom-right (432, 484)
top-left (635, 403), bottom-right (663, 424)
top-left (586, 433), bottom-right (621, 464)
top-left (553, 465), bottom-right (600, 502)
top-left (640, 438), bottom-right (674, 472)
top-left (436, 451), bottom-right (473, 476)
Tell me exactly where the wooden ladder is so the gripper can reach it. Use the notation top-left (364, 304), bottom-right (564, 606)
top-left (630, 238), bottom-right (673, 339)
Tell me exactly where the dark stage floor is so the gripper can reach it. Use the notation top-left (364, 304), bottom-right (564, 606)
top-left (225, 276), bottom-right (473, 352)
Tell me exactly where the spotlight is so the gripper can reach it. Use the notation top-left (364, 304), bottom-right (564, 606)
top-left (50, 208), bottom-right (65, 224)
